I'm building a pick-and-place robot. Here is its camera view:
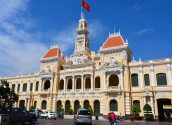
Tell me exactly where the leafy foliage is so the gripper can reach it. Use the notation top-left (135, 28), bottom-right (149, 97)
top-left (143, 103), bottom-right (154, 121)
top-left (0, 80), bottom-right (18, 113)
top-left (30, 105), bottom-right (36, 109)
top-left (131, 105), bottom-right (141, 116)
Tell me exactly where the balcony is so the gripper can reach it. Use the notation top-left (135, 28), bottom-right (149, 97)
top-left (94, 88), bottom-right (100, 91)
top-left (107, 86), bottom-right (120, 92)
top-left (39, 89), bottom-right (50, 95)
top-left (85, 88), bottom-right (91, 92)
top-left (75, 89), bottom-right (82, 93)
top-left (67, 89), bottom-right (72, 93)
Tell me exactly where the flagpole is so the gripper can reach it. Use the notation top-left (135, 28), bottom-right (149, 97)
top-left (81, 5), bottom-right (84, 19)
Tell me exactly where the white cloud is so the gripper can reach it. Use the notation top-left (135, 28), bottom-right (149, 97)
top-left (131, 4), bottom-right (142, 12)
top-left (0, 0), bottom-right (47, 76)
top-left (0, 0), bottom-right (106, 76)
top-left (132, 28), bottom-right (154, 35)
top-left (52, 19), bottom-right (105, 55)
top-left (0, 0), bottom-right (29, 22)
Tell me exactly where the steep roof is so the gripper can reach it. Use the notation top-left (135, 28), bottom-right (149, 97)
top-left (102, 34), bottom-right (125, 49)
top-left (43, 47), bottom-right (62, 58)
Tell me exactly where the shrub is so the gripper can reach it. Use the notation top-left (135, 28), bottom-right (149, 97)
top-left (30, 105), bottom-right (36, 109)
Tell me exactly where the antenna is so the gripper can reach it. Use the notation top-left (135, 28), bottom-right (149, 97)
top-left (114, 25), bottom-right (115, 33)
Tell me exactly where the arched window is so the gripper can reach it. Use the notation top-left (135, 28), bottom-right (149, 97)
top-left (36, 81), bottom-right (39, 91)
top-left (34, 101), bottom-right (37, 108)
top-left (95, 77), bottom-right (100, 88)
top-left (94, 100), bottom-right (100, 115)
top-left (110, 100), bottom-right (118, 111)
top-left (30, 83), bottom-right (33, 91)
top-left (109, 74), bottom-right (119, 86)
top-left (19, 100), bottom-right (25, 108)
top-left (85, 77), bottom-right (91, 89)
top-left (59, 80), bottom-right (64, 90)
top-left (76, 78), bottom-right (81, 89)
top-left (84, 100), bottom-right (90, 110)
top-left (144, 74), bottom-right (150, 86)
top-left (44, 80), bottom-right (50, 90)
top-left (12, 84), bottom-right (15, 91)
top-left (41, 100), bottom-right (47, 109)
top-left (74, 100), bottom-right (80, 113)
top-left (133, 100), bottom-right (140, 109)
top-left (156, 73), bottom-right (167, 86)
top-left (67, 79), bottom-right (72, 89)
top-left (131, 74), bottom-right (139, 87)
top-left (23, 83), bottom-right (27, 91)
top-left (17, 84), bottom-right (20, 92)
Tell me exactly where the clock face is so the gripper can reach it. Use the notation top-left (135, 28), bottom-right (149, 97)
top-left (78, 41), bottom-right (83, 46)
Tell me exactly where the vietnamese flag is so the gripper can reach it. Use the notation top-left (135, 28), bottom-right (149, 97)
top-left (82, 0), bottom-right (90, 12)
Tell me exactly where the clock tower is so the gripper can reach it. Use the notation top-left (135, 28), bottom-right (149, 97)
top-left (74, 13), bottom-right (90, 55)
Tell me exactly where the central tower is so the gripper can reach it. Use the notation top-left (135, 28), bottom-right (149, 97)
top-left (74, 13), bottom-right (90, 56)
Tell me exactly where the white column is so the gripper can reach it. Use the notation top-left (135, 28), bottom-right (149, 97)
top-left (139, 67), bottom-right (144, 89)
top-left (27, 82), bottom-right (29, 92)
top-left (50, 79), bottom-right (53, 93)
top-left (150, 96), bottom-right (154, 114)
top-left (81, 75), bottom-right (84, 91)
top-left (40, 80), bottom-right (43, 92)
top-left (104, 72), bottom-right (107, 91)
top-left (167, 64), bottom-right (172, 85)
top-left (120, 70), bottom-right (124, 90)
top-left (64, 77), bottom-right (66, 92)
top-left (72, 76), bottom-right (74, 92)
top-left (143, 96), bottom-right (146, 105)
top-left (150, 66), bottom-right (155, 86)
top-left (91, 74), bottom-right (93, 91)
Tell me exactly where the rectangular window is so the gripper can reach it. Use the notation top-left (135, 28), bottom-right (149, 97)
top-left (23, 83), bottom-right (27, 92)
top-left (144, 74), bottom-right (150, 86)
top-left (131, 74), bottom-right (139, 87)
top-left (12, 84), bottom-right (15, 91)
top-left (36, 82), bottom-right (39, 91)
top-left (17, 84), bottom-right (20, 91)
top-left (30, 83), bottom-right (33, 91)
top-left (156, 73), bottom-right (167, 86)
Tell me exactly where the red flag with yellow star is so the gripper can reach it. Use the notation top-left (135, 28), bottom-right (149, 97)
top-left (82, 0), bottom-right (90, 12)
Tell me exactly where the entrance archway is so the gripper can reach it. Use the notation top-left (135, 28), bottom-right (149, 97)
top-left (74, 100), bottom-right (80, 113)
top-left (65, 100), bottom-right (71, 114)
top-left (157, 98), bottom-right (171, 121)
top-left (57, 100), bottom-right (62, 113)
top-left (110, 100), bottom-right (118, 111)
top-left (84, 100), bottom-right (90, 110)
top-left (94, 100), bottom-right (100, 115)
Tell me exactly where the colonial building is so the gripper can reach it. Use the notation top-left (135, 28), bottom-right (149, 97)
top-left (1, 15), bottom-right (172, 120)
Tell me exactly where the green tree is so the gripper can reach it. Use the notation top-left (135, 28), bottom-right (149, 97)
top-left (0, 80), bottom-right (18, 113)
top-left (89, 105), bottom-right (93, 115)
top-left (132, 105), bottom-right (141, 116)
top-left (143, 103), bottom-right (154, 121)
top-left (30, 105), bottom-right (36, 110)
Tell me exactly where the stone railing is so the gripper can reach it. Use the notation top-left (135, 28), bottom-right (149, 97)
top-left (94, 88), bottom-right (100, 91)
top-left (85, 88), bottom-right (91, 92)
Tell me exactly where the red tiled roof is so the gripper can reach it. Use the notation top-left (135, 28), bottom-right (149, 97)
top-left (102, 35), bottom-right (124, 49)
top-left (43, 48), bottom-right (61, 58)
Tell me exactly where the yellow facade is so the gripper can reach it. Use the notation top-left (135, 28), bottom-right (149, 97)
top-left (1, 16), bottom-right (172, 118)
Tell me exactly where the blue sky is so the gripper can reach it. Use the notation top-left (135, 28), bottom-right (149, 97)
top-left (0, 0), bottom-right (172, 76)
